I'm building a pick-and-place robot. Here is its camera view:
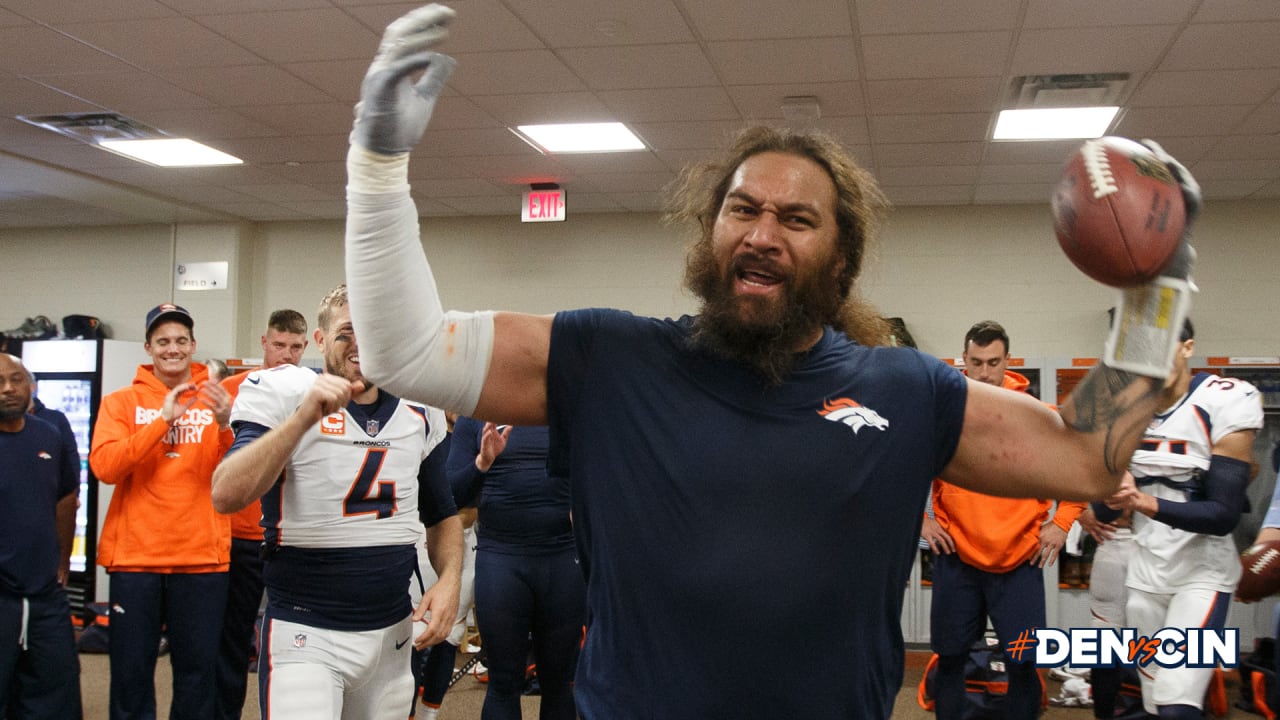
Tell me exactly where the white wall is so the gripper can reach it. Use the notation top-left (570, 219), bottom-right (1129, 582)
top-left (2, 199), bottom-right (1278, 363)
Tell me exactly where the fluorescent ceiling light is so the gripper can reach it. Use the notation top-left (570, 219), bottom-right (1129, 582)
top-left (98, 138), bottom-right (243, 167)
top-left (992, 107), bottom-right (1120, 140)
top-left (514, 122), bottom-right (645, 153)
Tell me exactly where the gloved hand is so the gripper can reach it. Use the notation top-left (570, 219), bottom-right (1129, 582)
top-left (1140, 138), bottom-right (1200, 283)
top-left (350, 4), bottom-right (457, 155)
top-left (1104, 139), bottom-right (1200, 378)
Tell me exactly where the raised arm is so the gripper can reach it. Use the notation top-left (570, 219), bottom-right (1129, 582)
top-left (945, 138), bottom-right (1202, 503)
top-left (944, 367), bottom-right (1166, 501)
top-left (343, 4), bottom-right (549, 425)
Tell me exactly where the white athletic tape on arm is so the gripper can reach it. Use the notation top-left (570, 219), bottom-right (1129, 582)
top-left (345, 145), bottom-right (494, 415)
top-left (1103, 276), bottom-right (1193, 378)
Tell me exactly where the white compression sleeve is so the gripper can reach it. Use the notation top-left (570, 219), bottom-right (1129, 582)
top-left (345, 144), bottom-right (494, 415)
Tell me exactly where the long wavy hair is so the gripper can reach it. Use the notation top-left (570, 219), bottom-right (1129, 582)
top-left (665, 126), bottom-right (893, 347)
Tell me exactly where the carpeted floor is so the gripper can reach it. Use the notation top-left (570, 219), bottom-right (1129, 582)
top-left (77, 649), bottom-right (1257, 719)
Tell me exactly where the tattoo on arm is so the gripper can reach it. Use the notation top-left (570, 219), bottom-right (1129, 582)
top-left (1060, 365), bottom-right (1162, 473)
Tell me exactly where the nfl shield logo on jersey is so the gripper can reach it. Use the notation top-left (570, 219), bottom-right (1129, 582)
top-left (366, 419), bottom-right (380, 435)
top-left (294, 633), bottom-right (307, 648)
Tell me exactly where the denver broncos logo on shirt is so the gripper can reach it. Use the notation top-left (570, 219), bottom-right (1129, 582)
top-left (818, 397), bottom-right (889, 435)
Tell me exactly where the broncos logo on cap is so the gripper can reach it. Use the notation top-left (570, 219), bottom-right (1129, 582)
top-left (818, 397), bottom-right (889, 435)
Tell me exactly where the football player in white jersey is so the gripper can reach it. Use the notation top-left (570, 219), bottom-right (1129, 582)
top-left (1096, 319), bottom-right (1263, 719)
top-left (211, 284), bottom-right (463, 720)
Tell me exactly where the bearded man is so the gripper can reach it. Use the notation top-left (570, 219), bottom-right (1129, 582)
top-left (341, 7), bottom-right (1200, 717)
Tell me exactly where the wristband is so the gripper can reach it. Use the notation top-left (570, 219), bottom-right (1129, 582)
top-left (1103, 276), bottom-right (1193, 378)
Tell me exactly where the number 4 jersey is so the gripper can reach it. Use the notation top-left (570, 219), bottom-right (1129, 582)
top-left (227, 364), bottom-right (454, 630)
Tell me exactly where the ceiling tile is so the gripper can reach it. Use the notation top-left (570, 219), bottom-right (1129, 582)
top-left (196, 9), bottom-right (378, 64)
top-left (342, 0), bottom-right (544, 53)
top-left (708, 38), bottom-right (859, 85)
top-left (877, 164), bottom-right (980, 186)
top-left (1024, 0), bottom-right (1197, 28)
top-left (158, 0), bottom-right (328, 13)
top-left (868, 113), bottom-right (991, 144)
top-left (0, 25), bottom-right (138, 76)
top-left (1010, 26), bottom-right (1176, 76)
top-left (164, 65), bottom-right (334, 106)
top-left (883, 185), bottom-right (973, 205)
top-left (470, 92), bottom-right (614, 126)
top-left (597, 87), bottom-right (740, 123)
top-left (631, 121), bottom-right (755, 151)
top-left (234, 102), bottom-right (355, 136)
top-left (553, 152), bottom-right (668, 175)
top-left (856, 0), bottom-right (1022, 34)
top-left (1192, 0), bottom-right (1280, 23)
top-left (0, 76), bottom-right (102, 116)
top-left (28, 71), bottom-right (216, 112)
top-left (682, 0), bottom-right (851, 41)
top-left (1160, 22), bottom-right (1280, 70)
top-left (500, 0), bottom-right (693, 48)
top-left (865, 77), bottom-right (1001, 115)
top-left (131, 107), bottom-right (280, 139)
top-left (448, 50), bottom-right (586, 96)
top-left (559, 44), bottom-right (718, 90)
top-left (279, 60), bottom-right (369, 102)
top-left (60, 17), bottom-right (264, 69)
top-left (0, 0), bottom-right (175, 23)
top-left (874, 142), bottom-right (985, 167)
top-left (726, 82), bottom-right (866, 121)
top-left (1130, 69), bottom-right (1280, 108)
top-left (862, 32), bottom-right (1010, 81)
top-left (1116, 105), bottom-right (1254, 138)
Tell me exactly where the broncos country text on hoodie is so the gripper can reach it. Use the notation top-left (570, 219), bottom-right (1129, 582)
top-left (90, 362), bottom-right (232, 573)
top-left (931, 369), bottom-right (1085, 573)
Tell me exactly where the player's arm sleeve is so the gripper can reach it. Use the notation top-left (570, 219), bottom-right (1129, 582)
top-left (224, 422), bottom-right (270, 458)
top-left (1151, 455), bottom-right (1251, 536)
top-left (1092, 501), bottom-right (1123, 524)
top-left (445, 416), bottom-right (486, 507)
top-left (88, 392), bottom-right (171, 484)
top-left (419, 438), bottom-right (458, 528)
top-left (345, 149), bottom-right (494, 415)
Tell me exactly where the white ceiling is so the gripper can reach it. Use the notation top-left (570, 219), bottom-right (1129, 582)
top-left (0, 0), bottom-right (1277, 227)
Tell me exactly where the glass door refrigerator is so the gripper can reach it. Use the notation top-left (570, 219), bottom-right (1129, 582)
top-left (21, 339), bottom-right (148, 613)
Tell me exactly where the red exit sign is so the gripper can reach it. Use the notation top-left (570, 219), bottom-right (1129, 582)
top-left (522, 189), bottom-right (566, 222)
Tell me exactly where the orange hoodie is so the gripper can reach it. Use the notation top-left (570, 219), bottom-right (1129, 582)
top-left (221, 369), bottom-right (263, 541)
top-left (90, 362), bottom-right (232, 573)
top-left (931, 369), bottom-right (1085, 573)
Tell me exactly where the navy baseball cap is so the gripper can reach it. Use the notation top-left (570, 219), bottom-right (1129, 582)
top-left (145, 303), bottom-right (193, 338)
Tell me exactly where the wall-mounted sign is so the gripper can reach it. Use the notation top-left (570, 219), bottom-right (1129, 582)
top-left (522, 188), bottom-right (566, 222)
top-left (175, 261), bottom-right (229, 291)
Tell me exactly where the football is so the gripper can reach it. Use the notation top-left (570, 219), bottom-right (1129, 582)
top-left (1237, 539), bottom-right (1280, 603)
top-left (1051, 136), bottom-right (1186, 287)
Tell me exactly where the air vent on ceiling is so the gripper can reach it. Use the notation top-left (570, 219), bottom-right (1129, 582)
top-left (16, 112), bottom-right (166, 145)
top-left (1008, 73), bottom-right (1131, 109)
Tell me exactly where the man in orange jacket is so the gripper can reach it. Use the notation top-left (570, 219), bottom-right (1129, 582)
top-left (921, 321), bottom-right (1085, 720)
top-left (215, 308), bottom-right (308, 720)
top-left (90, 303), bottom-right (233, 720)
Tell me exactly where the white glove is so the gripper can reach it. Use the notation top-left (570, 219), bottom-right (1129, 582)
top-left (1104, 139), bottom-right (1200, 378)
top-left (350, 4), bottom-right (456, 155)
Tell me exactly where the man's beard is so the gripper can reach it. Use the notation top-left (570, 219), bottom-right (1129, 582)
top-left (686, 241), bottom-right (843, 385)
top-left (0, 401), bottom-right (27, 422)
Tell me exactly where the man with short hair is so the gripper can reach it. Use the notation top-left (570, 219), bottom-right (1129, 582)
top-left (211, 285), bottom-right (462, 720)
top-left (215, 308), bottom-right (308, 720)
top-left (341, 7), bottom-right (1202, 716)
top-left (921, 320), bottom-right (1085, 720)
top-left (0, 353), bottom-right (83, 720)
top-left (90, 303), bottom-right (233, 720)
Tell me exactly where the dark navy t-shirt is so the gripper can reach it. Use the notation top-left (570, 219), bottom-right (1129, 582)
top-left (447, 420), bottom-right (573, 555)
top-left (547, 309), bottom-right (967, 719)
top-left (0, 415), bottom-right (79, 596)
